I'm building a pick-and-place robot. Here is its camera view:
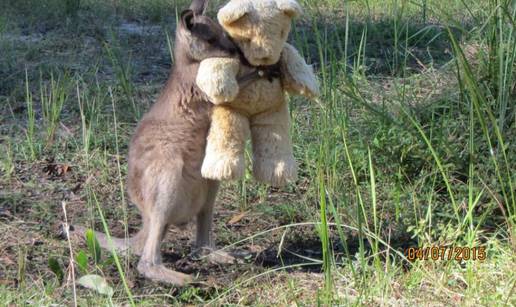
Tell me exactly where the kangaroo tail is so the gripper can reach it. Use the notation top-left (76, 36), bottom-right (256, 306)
top-left (70, 224), bottom-right (146, 256)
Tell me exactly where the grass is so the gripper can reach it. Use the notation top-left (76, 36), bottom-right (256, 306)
top-left (0, 0), bottom-right (515, 305)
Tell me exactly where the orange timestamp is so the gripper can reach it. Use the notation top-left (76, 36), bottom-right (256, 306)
top-left (405, 246), bottom-right (486, 262)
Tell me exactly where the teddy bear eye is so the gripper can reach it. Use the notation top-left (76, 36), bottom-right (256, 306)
top-left (238, 12), bottom-right (249, 21)
top-left (230, 12), bottom-right (249, 27)
top-left (241, 37), bottom-right (251, 43)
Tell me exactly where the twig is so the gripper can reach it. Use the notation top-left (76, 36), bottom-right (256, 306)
top-left (62, 201), bottom-right (78, 307)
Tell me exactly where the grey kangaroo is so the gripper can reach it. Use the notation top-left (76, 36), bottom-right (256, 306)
top-left (73, 0), bottom-right (265, 285)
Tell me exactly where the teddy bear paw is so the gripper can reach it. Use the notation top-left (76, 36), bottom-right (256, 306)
top-left (201, 154), bottom-right (245, 181)
top-left (253, 156), bottom-right (298, 187)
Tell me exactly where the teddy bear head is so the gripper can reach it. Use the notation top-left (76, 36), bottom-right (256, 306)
top-left (217, 0), bottom-right (302, 66)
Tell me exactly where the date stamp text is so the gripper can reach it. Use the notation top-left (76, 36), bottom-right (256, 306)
top-left (405, 246), bottom-right (486, 261)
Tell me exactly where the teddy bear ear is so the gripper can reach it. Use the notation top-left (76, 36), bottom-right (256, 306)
top-left (217, 0), bottom-right (251, 27)
top-left (277, 0), bottom-right (303, 18)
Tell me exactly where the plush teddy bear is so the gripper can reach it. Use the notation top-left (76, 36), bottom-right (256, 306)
top-left (196, 0), bottom-right (319, 187)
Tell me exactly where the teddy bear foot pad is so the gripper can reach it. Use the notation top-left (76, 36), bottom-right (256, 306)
top-left (253, 158), bottom-right (298, 187)
top-left (201, 154), bottom-right (245, 180)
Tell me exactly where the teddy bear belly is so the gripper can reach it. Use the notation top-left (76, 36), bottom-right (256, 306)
top-left (227, 78), bottom-right (285, 115)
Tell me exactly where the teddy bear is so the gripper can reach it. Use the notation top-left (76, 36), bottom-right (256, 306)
top-left (196, 0), bottom-right (319, 187)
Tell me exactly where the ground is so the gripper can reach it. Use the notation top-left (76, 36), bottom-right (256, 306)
top-left (0, 0), bottom-right (515, 306)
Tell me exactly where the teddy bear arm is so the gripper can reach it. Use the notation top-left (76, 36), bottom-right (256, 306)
top-left (280, 43), bottom-right (320, 99)
top-left (196, 58), bottom-right (241, 104)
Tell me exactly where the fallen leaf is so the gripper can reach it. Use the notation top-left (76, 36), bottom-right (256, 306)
top-left (0, 279), bottom-right (14, 286)
top-left (0, 208), bottom-right (12, 218)
top-left (247, 244), bottom-right (264, 253)
top-left (1, 256), bottom-right (15, 266)
top-left (42, 158), bottom-right (71, 178)
top-left (77, 274), bottom-right (114, 297)
top-left (227, 212), bottom-right (247, 225)
top-left (58, 164), bottom-right (70, 176)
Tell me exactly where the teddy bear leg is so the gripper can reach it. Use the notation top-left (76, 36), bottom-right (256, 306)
top-left (251, 103), bottom-right (298, 187)
top-left (202, 106), bottom-right (250, 181)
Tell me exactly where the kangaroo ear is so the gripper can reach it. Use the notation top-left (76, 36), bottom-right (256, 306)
top-left (277, 0), bottom-right (302, 18)
top-left (180, 9), bottom-right (195, 30)
top-left (218, 1), bottom-right (251, 27)
top-left (189, 0), bottom-right (208, 15)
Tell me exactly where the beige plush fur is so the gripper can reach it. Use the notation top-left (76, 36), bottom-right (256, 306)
top-left (196, 58), bottom-right (240, 104)
top-left (197, 0), bottom-right (319, 186)
top-left (280, 43), bottom-right (319, 97)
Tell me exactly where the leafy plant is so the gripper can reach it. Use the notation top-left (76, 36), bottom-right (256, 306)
top-left (85, 229), bottom-right (102, 265)
top-left (47, 257), bottom-right (64, 283)
top-left (75, 250), bottom-right (88, 274)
